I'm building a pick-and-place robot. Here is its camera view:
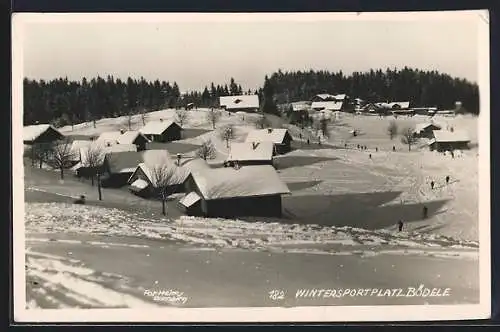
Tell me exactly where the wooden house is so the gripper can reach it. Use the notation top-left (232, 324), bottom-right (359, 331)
top-left (225, 141), bottom-right (274, 167)
top-left (245, 128), bottom-right (293, 155)
top-left (413, 123), bottom-right (442, 139)
top-left (139, 120), bottom-right (182, 143)
top-left (428, 130), bottom-right (470, 152)
top-left (219, 95), bottom-right (260, 113)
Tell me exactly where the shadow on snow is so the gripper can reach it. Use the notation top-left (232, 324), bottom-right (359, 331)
top-left (274, 156), bottom-right (338, 170)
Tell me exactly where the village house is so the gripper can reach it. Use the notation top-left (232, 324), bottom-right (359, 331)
top-left (179, 165), bottom-right (291, 218)
top-left (72, 143), bottom-right (137, 177)
top-left (117, 130), bottom-right (150, 151)
top-left (245, 128), bottom-right (293, 155)
top-left (100, 151), bottom-right (145, 188)
top-left (139, 120), bottom-right (182, 143)
top-left (96, 131), bottom-right (123, 146)
top-left (219, 95), bottom-right (260, 113)
top-left (128, 158), bottom-right (210, 198)
top-left (428, 130), bottom-right (470, 152)
top-left (225, 141), bottom-right (274, 167)
top-left (23, 124), bottom-right (65, 145)
top-left (310, 101), bottom-right (343, 112)
top-left (413, 123), bottom-right (442, 139)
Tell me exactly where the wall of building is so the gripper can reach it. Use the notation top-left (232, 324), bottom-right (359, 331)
top-left (204, 195), bottom-right (283, 218)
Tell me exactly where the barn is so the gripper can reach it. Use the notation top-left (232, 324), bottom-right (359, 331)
top-left (413, 123), bottom-right (442, 139)
top-left (245, 128), bottom-right (293, 155)
top-left (72, 143), bottom-right (137, 177)
top-left (117, 131), bottom-right (150, 151)
top-left (100, 151), bottom-right (145, 188)
top-left (225, 141), bottom-right (274, 167)
top-left (128, 158), bottom-right (210, 197)
top-left (219, 95), bottom-right (260, 113)
top-left (179, 165), bottom-right (291, 218)
top-left (23, 124), bottom-right (65, 145)
top-left (310, 101), bottom-right (343, 112)
top-left (139, 120), bottom-right (182, 143)
top-left (428, 130), bottom-right (470, 152)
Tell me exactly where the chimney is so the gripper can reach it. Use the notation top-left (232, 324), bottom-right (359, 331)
top-left (267, 128), bottom-right (273, 133)
top-left (252, 142), bottom-right (259, 150)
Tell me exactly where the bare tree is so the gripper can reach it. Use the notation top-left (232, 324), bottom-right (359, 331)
top-left (81, 144), bottom-right (105, 187)
top-left (255, 113), bottom-right (271, 129)
top-left (196, 140), bottom-right (217, 161)
top-left (32, 142), bottom-right (53, 169)
top-left (387, 120), bottom-right (398, 140)
top-left (219, 124), bottom-right (235, 148)
top-left (206, 108), bottom-right (222, 129)
top-left (139, 108), bottom-right (149, 126)
top-left (175, 108), bottom-right (190, 128)
top-left (47, 140), bottom-right (77, 179)
top-left (149, 160), bottom-right (177, 216)
top-left (400, 127), bottom-right (419, 151)
top-left (318, 115), bottom-right (332, 139)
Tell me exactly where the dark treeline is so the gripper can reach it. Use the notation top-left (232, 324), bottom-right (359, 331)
top-left (265, 67), bottom-right (479, 114)
top-left (23, 67), bottom-right (479, 126)
top-left (23, 76), bottom-right (252, 126)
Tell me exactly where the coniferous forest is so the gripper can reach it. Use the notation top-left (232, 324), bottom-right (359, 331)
top-left (23, 67), bottom-right (479, 126)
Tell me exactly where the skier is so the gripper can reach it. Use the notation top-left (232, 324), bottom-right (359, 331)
top-left (307, 138), bottom-right (310, 145)
top-left (375, 147), bottom-right (378, 152)
top-left (446, 175), bottom-right (450, 185)
top-left (357, 144), bottom-right (360, 149)
top-left (393, 146), bottom-right (396, 152)
top-left (397, 220), bottom-right (404, 232)
top-left (369, 154), bottom-right (372, 159)
top-left (422, 206), bottom-right (428, 219)
top-left (430, 180), bottom-right (435, 190)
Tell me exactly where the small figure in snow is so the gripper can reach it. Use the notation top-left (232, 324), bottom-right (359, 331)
top-left (344, 143), bottom-right (347, 149)
top-left (430, 181), bottom-right (435, 190)
top-left (74, 195), bottom-right (86, 205)
top-left (451, 151), bottom-right (455, 159)
top-left (423, 206), bottom-right (428, 219)
top-left (299, 133), bottom-right (302, 140)
top-left (397, 220), bottom-right (404, 232)
top-left (393, 146), bottom-right (396, 152)
top-left (446, 175), bottom-right (450, 185)
top-left (357, 144), bottom-right (360, 149)
top-left (369, 154), bottom-right (372, 159)
top-left (375, 147), bottom-right (378, 152)
top-left (307, 138), bottom-right (310, 145)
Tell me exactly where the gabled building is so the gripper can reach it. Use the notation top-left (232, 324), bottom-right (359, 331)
top-left (179, 165), bottom-right (291, 218)
top-left (23, 124), bottom-right (65, 145)
top-left (96, 131), bottom-right (123, 147)
top-left (245, 128), bottom-right (293, 155)
top-left (413, 123), bottom-right (442, 139)
top-left (311, 101), bottom-right (343, 112)
top-left (428, 130), bottom-right (470, 152)
top-left (219, 95), bottom-right (260, 113)
top-left (225, 141), bottom-right (274, 167)
top-left (117, 130), bottom-right (150, 151)
top-left (100, 151), bottom-right (145, 188)
top-left (139, 120), bottom-right (182, 143)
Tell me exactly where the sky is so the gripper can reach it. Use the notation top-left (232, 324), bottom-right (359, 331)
top-left (18, 12), bottom-right (483, 92)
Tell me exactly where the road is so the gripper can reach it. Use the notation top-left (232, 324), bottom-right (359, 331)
top-left (26, 233), bottom-right (479, 308)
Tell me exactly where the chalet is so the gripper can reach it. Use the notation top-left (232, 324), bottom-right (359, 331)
top-left (72, 143), bottom-right (137, 177)
top-left (128, 158), bottom-right (209, 197)
top-left (117, 130), bottom-right (150, 151)
top-left (290, 101), bottom-right (311, 112)
top-left (413, 123), bottom-right (442, 139)
top-left (311, 101), bottom-right (343, 112)
top-left (23, 124), bottom-right (64, 145)
top-left (245, 128), bottom-right (293, 155)
top-left (225, 142), bottom-right (274, 167)
top-left (219, 95), bottom-right (260, 113)
top-left (310, 94), bottom-right (347, 102)
top-left (428, 130), bottom-right (470, 152)
top-left (413, 107), bottom-right (438, 116)
top-left (179, 165), bottom-right (291, 218)
top-left (139, 120), bottom-right (182, 143)
top-left (69, 140), bottom-right (93, 163)
top-left (100, 151), bottom-right (145, 188)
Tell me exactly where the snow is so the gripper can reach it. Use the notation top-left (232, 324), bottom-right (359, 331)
top-left (190, 165), bottom-right (290, 199)
top-left (245, 128), bottom-right (289, 145)
top-left (96, 131), bottom-right (122, 145)
top-left (117, 130), bottom-right (149, 144)
top-left (130, 179), bottom-right (149, 190)
top-left (179, 192), bottom-right (201, 208)
top-left (432, 130), bottom-right (470, 142)
top-left (26, 250), bottom-right (159, 308)
top-left (23, 124), bottom-right (62, 142)
top-left (226, 141), bottom-right (274, 162)
top-left (139, 120), bottom-right (177, 135)
top-left (311, 101), bottom-right (343, 111)
top-left (219, 95), bottom-right (259, 110)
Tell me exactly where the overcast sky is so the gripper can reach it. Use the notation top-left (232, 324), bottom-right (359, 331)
top-left (19, 12), bottom-right (482, 92)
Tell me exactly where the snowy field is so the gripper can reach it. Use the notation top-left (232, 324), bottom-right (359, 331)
top-left (23, 108), bottom-right (481, 308)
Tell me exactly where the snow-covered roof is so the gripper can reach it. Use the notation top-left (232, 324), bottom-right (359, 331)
top-left (130, 179), bottom-right (149, 190)
top-left (333, 94), bottom-right (347, 100)
top-left (79, 143), bottom-right (137, 166)
top-left (23, 124), bottom-right (64, 142)
top-left (291, 101), bottom-right (311, 111)
top-left (226, 142), bottom-right (274, 162)
top-left (105, 151), bottom-right (144, 174)
top-left (219, 95), bottom-right (259, 110)
top-left (313, 93), bottom-right (346, 101)
top-left (190, 165), bottom-right (290, 200)
top-left (179, 192), bottom-right (202, 208)
top-left (139, 121), bottom-right (179, 135)
top-left (311, 101), bottom-right (343, 111)
top-left (245, 128), bottom-right (291, 145)
top-left (414, 123), bottom-right (442, 134)
top-left (117, 130), bottom-right (150, 145)
top-left (96, 131), bottom-right (123, 145)
top-left (134, 158), bottom-right (210, 187)
top-left (432, 130), bottom-right (470, 143)
top-left (389, 101), bottom-right (410, 109)
top-left (69, 140), bottom-right (92, 159)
